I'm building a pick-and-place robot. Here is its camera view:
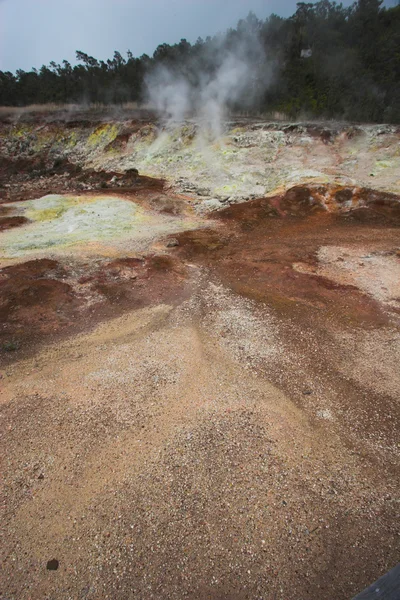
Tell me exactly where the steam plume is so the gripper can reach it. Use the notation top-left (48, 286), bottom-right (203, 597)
top-left (145, 24), bottom-right (270, 137)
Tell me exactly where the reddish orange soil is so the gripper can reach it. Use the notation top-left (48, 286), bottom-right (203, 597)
top-left (176, 186), bottom-right (400, 329)
top-left (0, 252), bottom-right (191, 359)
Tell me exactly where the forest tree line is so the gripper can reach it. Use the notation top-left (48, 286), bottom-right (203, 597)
top-left (0, 0), bottom-right (399, 122)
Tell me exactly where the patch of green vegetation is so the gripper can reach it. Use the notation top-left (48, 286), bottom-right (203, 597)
top-left (1, 340), bottom-right (19, 352)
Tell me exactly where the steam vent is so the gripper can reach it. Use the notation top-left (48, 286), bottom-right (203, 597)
top-left (1, 110), bottom-right (400, 600)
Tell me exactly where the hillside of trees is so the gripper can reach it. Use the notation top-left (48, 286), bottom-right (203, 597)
top-left (1, 0), bottom-right (399, 122)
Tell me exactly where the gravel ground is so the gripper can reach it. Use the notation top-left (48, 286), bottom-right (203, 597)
top-left (1, 270), bottom-right (399, 600)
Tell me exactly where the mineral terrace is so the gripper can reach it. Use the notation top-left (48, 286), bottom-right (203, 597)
top-left (1, 108), bottom-right (399, 600)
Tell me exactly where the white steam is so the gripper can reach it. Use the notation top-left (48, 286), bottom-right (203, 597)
top-left (149, 69), bottom-right (192, 124)
top-left (145, 29), bottom-right (269, 138)
top-left (197, 53), bottom-right (251, 137)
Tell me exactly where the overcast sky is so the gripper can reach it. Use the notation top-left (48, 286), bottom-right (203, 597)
top-left (0, 0), bottom-right (397, 73)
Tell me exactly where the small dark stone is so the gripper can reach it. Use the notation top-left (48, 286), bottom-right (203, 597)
top-left (126, 168), bottom-right (139, 179)
top-left (303, 390), bottom-right (312, 395)
top-left (38, 473), bottom-right (44, 480)
top-left (46, 559), bottom-right (59, 571)
top-left (335, 188), bottom-right (353, 204)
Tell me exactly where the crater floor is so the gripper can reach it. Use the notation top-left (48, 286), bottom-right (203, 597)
top-left (1, 113), bottom-right (399, 600)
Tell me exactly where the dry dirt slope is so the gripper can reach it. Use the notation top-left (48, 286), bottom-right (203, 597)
top-left (1, 260), bottom-right (399, 600)
top-left (0, 114), bottom-right (400, 600)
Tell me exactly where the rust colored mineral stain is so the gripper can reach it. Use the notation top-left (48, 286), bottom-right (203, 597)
top-left (176, 185), bottom-right (400, 328)
top-left (217, 185), bottom-right (400, 223)
top-left (0, 183), bottom-right (398, 357)
top-left (0, 251), bottom-right (188, 356)
top-left (0, 216), bottom-right (29, 231)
